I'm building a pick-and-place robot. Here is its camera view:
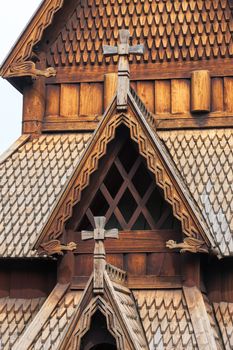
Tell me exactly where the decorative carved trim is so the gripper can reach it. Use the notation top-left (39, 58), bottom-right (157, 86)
top-left (106, 263), bottom-right (127, 285)
top-left (65, 296), bottom-right (125, 350)
top-left (40, 109), bottom-right (206, 246)
top-left (0, 0), bottom-right (64, 76)
top-left (5, 61), bottom-right (56, 79)
top-left (38, 239), bottom-right (77, 256)
top-left (166, 237), bottom-right (209, 254)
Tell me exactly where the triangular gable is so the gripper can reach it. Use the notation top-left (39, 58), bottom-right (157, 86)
top-left (0, 0), bottom-right (64, 77)
top-left (58, 271), bottom-right (148, 350)
top-left (35, 91), bottom-right (212, 253)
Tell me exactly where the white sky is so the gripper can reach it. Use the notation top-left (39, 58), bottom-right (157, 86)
top-left (0, 1), bottom-right (42, 154)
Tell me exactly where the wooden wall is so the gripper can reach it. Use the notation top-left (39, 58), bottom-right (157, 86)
top-left (205, 257), bottom-right (233, 303)
top-left (0, 260), bottom-right (56, 298)
top-left (68, 229), bottom-right (183, 289)
top-left (45, 82), bottom-right (103, 118)
top-left (43, 76), bottom-right (233, 131)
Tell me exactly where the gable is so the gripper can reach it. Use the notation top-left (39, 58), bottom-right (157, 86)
top-left (67, 126), bottom-right (181, 233)
top-left (36, 94), bottom-right (211, 255)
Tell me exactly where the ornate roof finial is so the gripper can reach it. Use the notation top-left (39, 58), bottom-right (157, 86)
top-left (81, 217), bottom-right (118, 294)
top-left (103, 29), bottom-right (144, 111)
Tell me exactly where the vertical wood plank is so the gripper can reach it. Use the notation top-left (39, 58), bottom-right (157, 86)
top-left (137, 81), bottom-right (155, 112)
top-left (171, 79), bottom-right (190, 114)
top-left (104, 73), bottom-right (117, 110)
top-left (147, 253), bottom-right (164, 275)
top-left (80, 83), bottom-right (103, 115)
top-left (212, 78), bottom-right (224, 112)
top-left (191, 70), bottom-right (210, 113)
top-left (60, 84), bottom-right (79, 117)
top-left (224, 77), bottom-right (233, 112)
top-left (126, 253), bottom-right (147, 275)
top-left (106, 254), bottom-right (124, 269)
top-left (75, 254), bottom-right (93, 276)
top-left (45, 85), bottom-right (60, 116)
top-left (154, 80), bottom-right (171, 114)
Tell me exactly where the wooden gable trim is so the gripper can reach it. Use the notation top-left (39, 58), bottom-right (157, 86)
top-left (0, 0), bottom-right (64, 77)
top-left (35, 96), bottom-right (210, 251)
top-left (59, 271), bottom-right (147, 350)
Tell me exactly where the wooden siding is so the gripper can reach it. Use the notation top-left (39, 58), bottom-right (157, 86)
top-left (43, 77), bottom-right (233, 131)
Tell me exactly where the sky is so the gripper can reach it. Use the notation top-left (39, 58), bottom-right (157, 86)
top-left (0, 1), bottom-right (42, 155)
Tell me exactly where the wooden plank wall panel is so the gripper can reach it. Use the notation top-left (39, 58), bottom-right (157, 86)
top-left (155, 80), bottom-right (171, 114)
top-left (80, 82), bottom-right (103, 115)
top-left (107, 254), bottom-right (124, 269)
top-left (224, 77), bottom-right (233, 112)
top-left (60, 84), bottom-right (79, 117)
top-left (212, 78), bottom-right (224, 112)
top-left (171, 79), bottom-right (190, 114)
top-left (45, 85), bottom-right (60, 116)
top-left (75, 255), bottom-right (93, 276)
top-left (126, 253), bottom-right (147, 275)
top-left (137, 81), bottom-right (155, 113)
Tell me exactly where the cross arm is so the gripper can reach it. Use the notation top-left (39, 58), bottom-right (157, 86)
top-left (103, 45), bottom-right (118, 57)
top-left (81, 231), bottom-right (94, 241)
top-left (105, 229), bottom-right (119, 239)
top-left (129, 44), bottom-right (144, 56)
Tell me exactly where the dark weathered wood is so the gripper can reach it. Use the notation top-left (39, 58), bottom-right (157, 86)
top-left (73, 230), bottom-right (181, 254)
top-left (125, 253), bottom-right (147, 275)
top-left (71, 275), bottom-right (182, 290)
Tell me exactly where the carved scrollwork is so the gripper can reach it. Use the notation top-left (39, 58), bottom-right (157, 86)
top-left (5, 61), bottom-right (56, 79)
top-left (166, 237), bottom-right (208, 254)
top-left (38, 239), bottom-right (77, 256)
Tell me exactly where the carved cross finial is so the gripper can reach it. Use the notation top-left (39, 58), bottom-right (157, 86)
top-left (103, 30), bottom-right (144, 111)
top-left (82, 217), bottom-right (118, 294)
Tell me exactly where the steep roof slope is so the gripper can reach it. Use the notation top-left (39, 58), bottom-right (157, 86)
top-left (160, 129), bottom-right (233, 256)
top-left (0, 134), bottom-right (91, 257)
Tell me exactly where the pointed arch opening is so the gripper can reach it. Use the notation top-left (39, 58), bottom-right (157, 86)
top-left (80, 311), bottom-right (117, 350)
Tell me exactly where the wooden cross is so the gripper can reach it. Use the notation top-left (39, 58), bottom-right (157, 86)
top-left (103, 30), bottom-right (144, 111)
top-left (81, 217), bottom-right (118, 294)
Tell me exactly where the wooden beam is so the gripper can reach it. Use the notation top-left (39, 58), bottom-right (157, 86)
top-left (12, 283), bottom-right (69, 350)
top-left (71, 275), bottom-right (182, 290)
top-left (183, 286), bottom-right (218, 350)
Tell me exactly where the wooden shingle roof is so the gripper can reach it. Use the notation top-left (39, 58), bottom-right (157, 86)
top-left (0, 134), bottom-right (91, 257)
top-left (160, 129), bottom-right (233, 256)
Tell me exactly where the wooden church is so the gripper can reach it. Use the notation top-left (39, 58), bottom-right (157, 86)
top-left (0, 0), bottom-right (233, 348)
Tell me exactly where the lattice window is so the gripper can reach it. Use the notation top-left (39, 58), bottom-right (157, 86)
top-left (68, 127), bottom-right (180, 232)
